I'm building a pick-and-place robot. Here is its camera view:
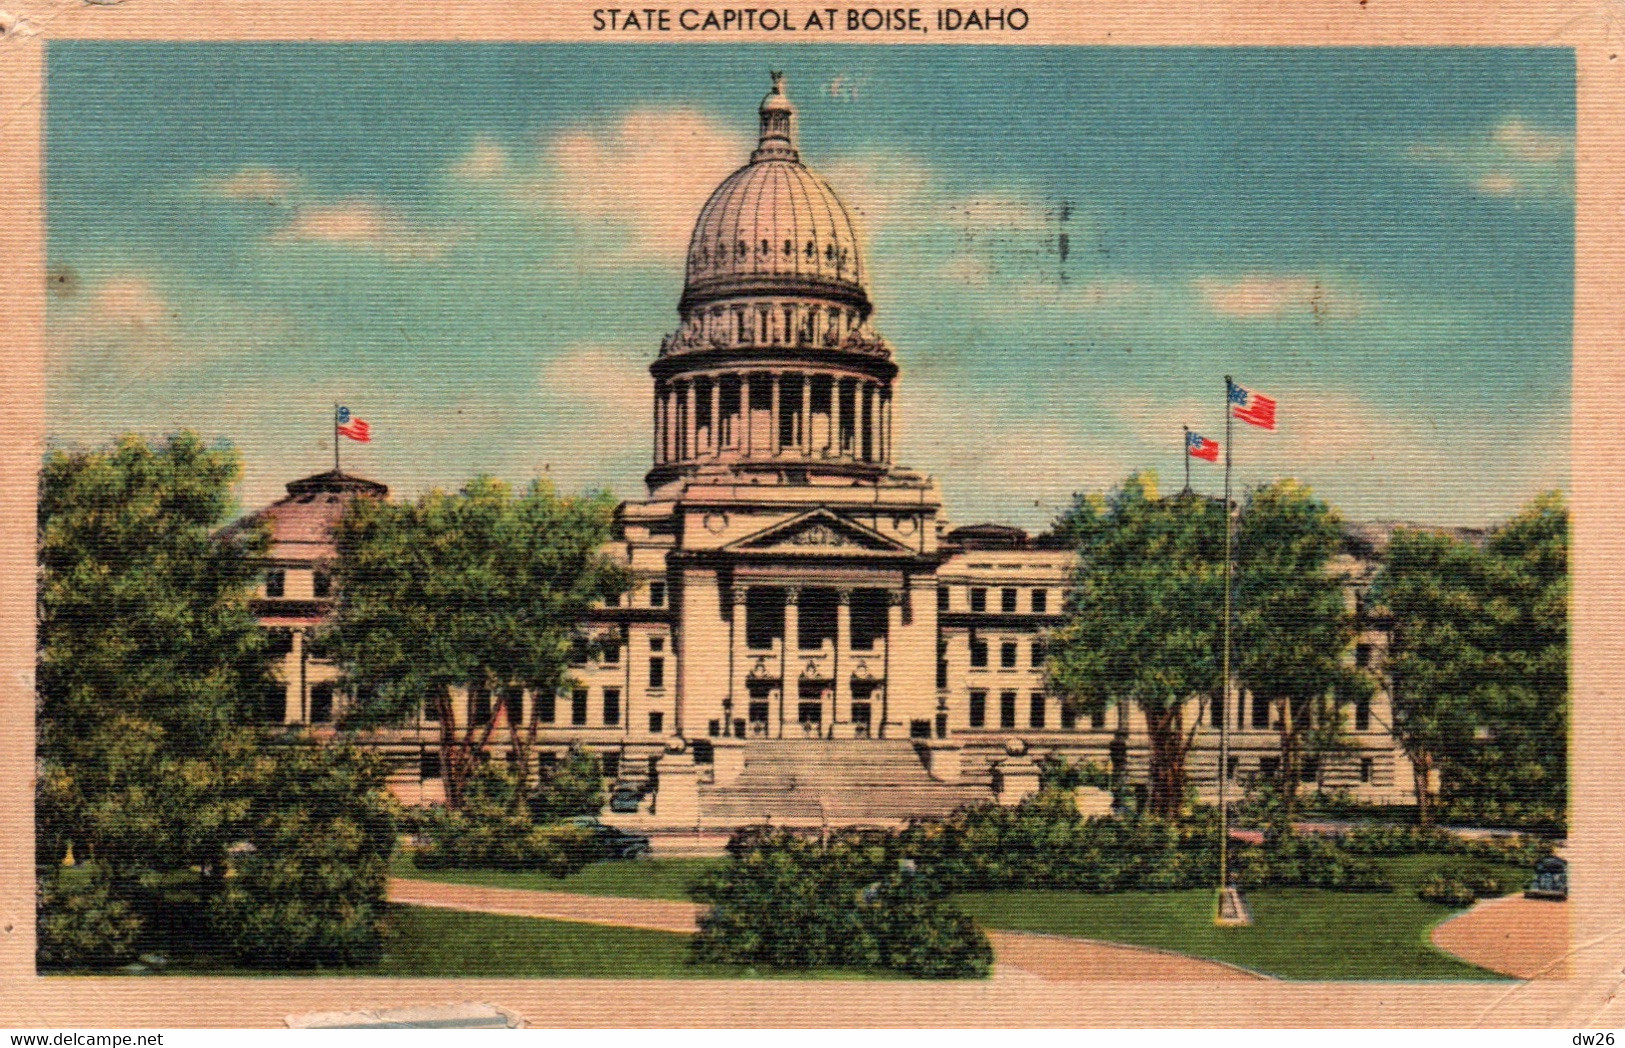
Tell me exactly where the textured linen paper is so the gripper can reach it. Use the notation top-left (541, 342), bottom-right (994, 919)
top-left (0, 0), bottom-right (1621, 1030)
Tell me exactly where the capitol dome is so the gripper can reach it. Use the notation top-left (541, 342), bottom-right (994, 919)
top-left (681, 73), bottom-right (868, 316)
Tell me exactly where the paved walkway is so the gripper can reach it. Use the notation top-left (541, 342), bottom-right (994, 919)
top-left (1430, 893), bottom-right (1570, 979)
top-left (389, 877), bottom-right (1271, 980)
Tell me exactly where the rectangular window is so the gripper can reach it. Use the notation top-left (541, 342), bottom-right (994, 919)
top-left (1259, 756), bottom-right (1281, 780)
top-left (649, 581), bottom-right (666, 607)
top-left (502, 686), bottom-right (523, 722)
top-left (1355, 696), bottom-right (1371, 731)
top-left (536, 692), bottom-right (556, 724)
top-left (937, 586), bottom-right (950, 611)
top-left (1355, 643), bottom-right (1372, 668)
top-left (420, 750), bottom-right (442, 780)
top-left (1227, 756), bottom-right (1240, 780)
top-left (569, 637), bottom-right (589, 666)
top-left (1360, 757), bottom-right (1374, 783)
top-left (603, 688), bottom-right (621, 726)
top-left (312, 570), bottom-right (332, 598)
top-left (602, 751), bottom-right (620, 778)
top-left (1060, 703), bottom-right (1076, 730)
top-left (602, 637), bottom-right (621, 665)
top-left (1029, 692), bottom-right (1045, 729)
top-left (1091, 705), bottom-right (1107, 730)
top-left (310, 682), bottom-right (334, 723)
top-left (264, 569), bottom-right (285, 598)
top-left (1031, 640), bottom-right (1046, 668)
top-left (1031, 589), bottom-right (1048, 614)
top-left (969, 639), bottom-right (988, 668)
top-left (650, 636), bottom-right (665, 652)
top-left (968, 691), bottom-right (986, 728)
top-left (649, 656), bottom-right (665, 690)
top-left (970, 587), bottom-right (987, 612)
top-left (1252, 695), bottom-right (1271, 729)
top-left (1000, 641), bottom-right (1017, 669)
top-left (649, 711), bottom-right (665, 734)
top-left (571, 689), bottom-right (589, 726)
top-left (1001, 588), bottom-right (1018, 613)
top-left (1211, 693), bottom-right (1224, 728)
top-left (469, 686), bottom-right (491, 725)
top-left (936, 643), bottom-right (948, 689)
top-left (999, 691), bottom-right (1017, 729)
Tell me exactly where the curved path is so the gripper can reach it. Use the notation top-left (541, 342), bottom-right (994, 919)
top-left (1430, 894), bottom-right (1569, 979)
top-left (389, 877), bottom-right (1269, 981)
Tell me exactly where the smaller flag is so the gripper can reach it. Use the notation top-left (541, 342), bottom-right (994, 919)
top-left (1186, 431), bottom-right (1220, 462)
top-left (1229, 382), bottom-right (1277, 431)
top-left (336, 405), bottom-right (371, 443)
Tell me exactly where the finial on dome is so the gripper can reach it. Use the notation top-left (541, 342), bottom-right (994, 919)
top-left (751, 70), bottom-right (799, 164)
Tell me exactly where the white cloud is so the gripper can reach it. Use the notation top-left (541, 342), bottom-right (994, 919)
top-left (269, 200), bottom-right (460, 261)
top-left (1405, 117), bottom-right (1572, 200)
top-left (1192, 274), bottom-right (1366, 320)
top-left (451, 138), bottom-right (510, 182)
top-left (204, 167), bottom-right (302, 204)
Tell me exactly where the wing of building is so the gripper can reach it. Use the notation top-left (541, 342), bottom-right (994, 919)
top-left (242, 75), bottom-right (1418, 824)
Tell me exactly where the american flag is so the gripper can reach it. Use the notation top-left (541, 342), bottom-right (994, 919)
top-left (1228, 383), bottom-right (1277, 431)
top-left (336, 405), bottom-right (371, 443)
top-left (1186, 431), bottom-right (1220, 462)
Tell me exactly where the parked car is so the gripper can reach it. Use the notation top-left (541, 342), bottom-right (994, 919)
top-left (566, 815), bottom-right (651, 860)
top-left (608, 784), bottom-right (644, 814)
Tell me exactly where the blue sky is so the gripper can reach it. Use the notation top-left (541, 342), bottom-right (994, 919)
top-left (45, 44), bottom-right (1572, 528)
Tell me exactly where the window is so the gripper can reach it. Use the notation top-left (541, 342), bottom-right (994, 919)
top-left (649, 656), bottom-right (665, 690)
top-left (420, 750), bottom-right (441, 780)
top-left (266, 629), bottom-right (294, 657)
top-left (649, 581), bottom-right (666, 607)
top-left (1000, 641), bottom-right (1017, 669)
top-left (310, 682), bottom-right (334, 723)
top-left (969, 639), bottom-right (988, 668)
top-left (259, 682), bottom-right (286, 724)
top-left (1360, 757), bottom-right (1374, 783)
top-left (1031, 589), bottom-right (1048, 614)
top-left (999, 691), bottom-right (1017, 729)
top-left (1001, 588), bottom-right (1018, 613)
top-left (1029, 692), bottom-right (1046, 729)
top-left (650, 636), bottom-right (665, 652)
top-left (569, 637), bottom-right (590, 666)
top-left (469, 686), bottom-right (491, 725)
top-left (649, 711), bottom-right (665, 734)
top-left (571, 689), bottom-right (589, 726)
top-left (970, 587), bottom-right (987, 612)
top-left (603, 688), bottom-right (621, 726)
top-left (265, 569), bottom-right (285, 598)
top-left (1091, 705), bottom-right (1106, 730)
top-left (312, 570), bottom-right (332, 598)
top-left (602, 751), bottom-right (620, 777)
top-left (1355, 696), bottom-right (1371, 731)
top-left (969, 691), bottom-right (986, 728)
top-left (1060, 703), bottom-right (1076, 730)
top-left (1211, 693), bottom-right (1224, 728)
top-left (1300, 757), bottom-right (1319, 783)
top-left (1227, 756), bottom-right (1240, 780)
top-left (502, 686), bottom-right (523, 722)
top-left (1259, 756), bottom-right (1281, 780)
top-left (938, 586), bottom-right (950, 611)
top-left (1252, 694), bottom-right (1271, 729)
top-left (1031, 640), bottom-right (1046, 668)
top-left (536, 691), bottom-right (556, 724)
top-left (936, 643), bottom-right (948, 689)
top-left (602, 637), bottom-right (621, 665)
top-left (1355, 643), bottom-right (1372, 668)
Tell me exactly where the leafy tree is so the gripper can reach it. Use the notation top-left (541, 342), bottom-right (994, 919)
top-left (328, 476), bottom-right (627, 809)
top-left (1369, 528), bottom-right (1498, 825)
top-left (1047, 473), bottom-right (1225, 817)
top-left (36, 433), bottom-right (272, 894)
top-left (1234, 479), bottom-right (1362, 819)
top-left (529, 743), bottom-right (607, 822)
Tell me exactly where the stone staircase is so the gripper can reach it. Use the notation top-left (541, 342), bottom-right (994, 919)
top-left (696, 739), bottom-right (991, 828)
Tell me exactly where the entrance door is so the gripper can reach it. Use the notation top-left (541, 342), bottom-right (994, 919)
top-left (851, 702), bottom-right (872, 739)
top-left (797, 702), bottom-right (823, 737)
top-left (748, 700), bottom-right (771, 737)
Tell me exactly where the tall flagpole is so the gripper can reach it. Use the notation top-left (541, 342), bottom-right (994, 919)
top-left (1219, 375), bottom-right (1234, 911)
top-left (1183, 425), bottom-right (1191, 492)
top-left (334, 403), bottom-right (341, 474)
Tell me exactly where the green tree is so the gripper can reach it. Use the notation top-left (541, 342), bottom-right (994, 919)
top-left (1047, 473), bottom-right (1225, 817)
top-left (529, 743), bottom-right (607, 822)
top-left (1234, 479), bottom-right (1362, 819)
top-left (328, 476), bottom-right (627, 809)
top-left (1369, 527), bottom-right (1497, 825)
top-left (37, 433), bottom-right (272, 894)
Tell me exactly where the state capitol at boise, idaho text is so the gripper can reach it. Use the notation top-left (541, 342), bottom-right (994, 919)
top-left (592, 8), bottom-right (1028, 32)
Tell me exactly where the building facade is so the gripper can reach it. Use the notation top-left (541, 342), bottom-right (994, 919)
top-left (245, 76), bottom-right (1415, 820)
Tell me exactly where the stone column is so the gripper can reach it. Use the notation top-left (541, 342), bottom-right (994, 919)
top-left (740, 374), bottom-right (753, 456)
top-left (710, 378), bottom-right (722, 457)
top-left (800, 373), bottom-right (812, 456)
top-left (782, 588), bottom-right (800, 737)
top-left (883, 590), bottom-right (904, 737)
top-left (833, 589), bottom-right (851, 734)
top-left (653, 384), bottom-right (664, 463)
top-left (863, 382), bottom-right (876, 462)
top-left (770, 372), bottom-right (782, 456)
top-left (829, 376), bottom-right (842, 456)
top-left (729, 585), bottom-right (748, 735)
top-left (685, 381), bottom-right (698, 462)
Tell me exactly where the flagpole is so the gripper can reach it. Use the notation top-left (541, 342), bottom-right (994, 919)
top-left (1183, 425), bottom-right (1191, 492)
top-left (334, 403), bottom-right (340, 474)
top-left (1219, 376), bottom-right (1234, 913)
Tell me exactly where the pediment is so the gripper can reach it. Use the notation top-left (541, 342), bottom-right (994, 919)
top-left (722, 508), bottom-right (913, 555)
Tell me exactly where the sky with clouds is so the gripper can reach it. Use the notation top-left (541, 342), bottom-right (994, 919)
top-left (45, 44), bottom-right (1572, 529)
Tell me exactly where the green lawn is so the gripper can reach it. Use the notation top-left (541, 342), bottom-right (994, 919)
top-left (953, 855), bottom-right (1529, 981)
top-left (391, 853), bottom-right (723, 902)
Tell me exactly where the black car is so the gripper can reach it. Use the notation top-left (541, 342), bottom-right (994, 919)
top-left (567, 815), bottom-right (651, 860)
top-left (608, 784), bottom-right (644, 814)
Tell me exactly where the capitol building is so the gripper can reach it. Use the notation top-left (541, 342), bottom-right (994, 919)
top-left (245, 76), bottom-right (1416, 825)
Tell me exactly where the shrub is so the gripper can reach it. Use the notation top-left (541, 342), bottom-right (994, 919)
top-left (1339, 824), bottom-right (1554, 866)
top-left (529, 744), bottom-right (606, 823)
top-left (413, 807), bottom-right (598, 875)
top-left (1416, 862), bottom-right (1518, 907)
top-left (36, 863), bottom-right (143, 970)
top-left (206, 743), bottom-right (397, 968)
top-left (692, 828), bottom-right (991, 979)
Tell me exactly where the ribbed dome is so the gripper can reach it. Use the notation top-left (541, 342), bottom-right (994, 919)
top-left (681, 74), bottom-right (868, 314)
